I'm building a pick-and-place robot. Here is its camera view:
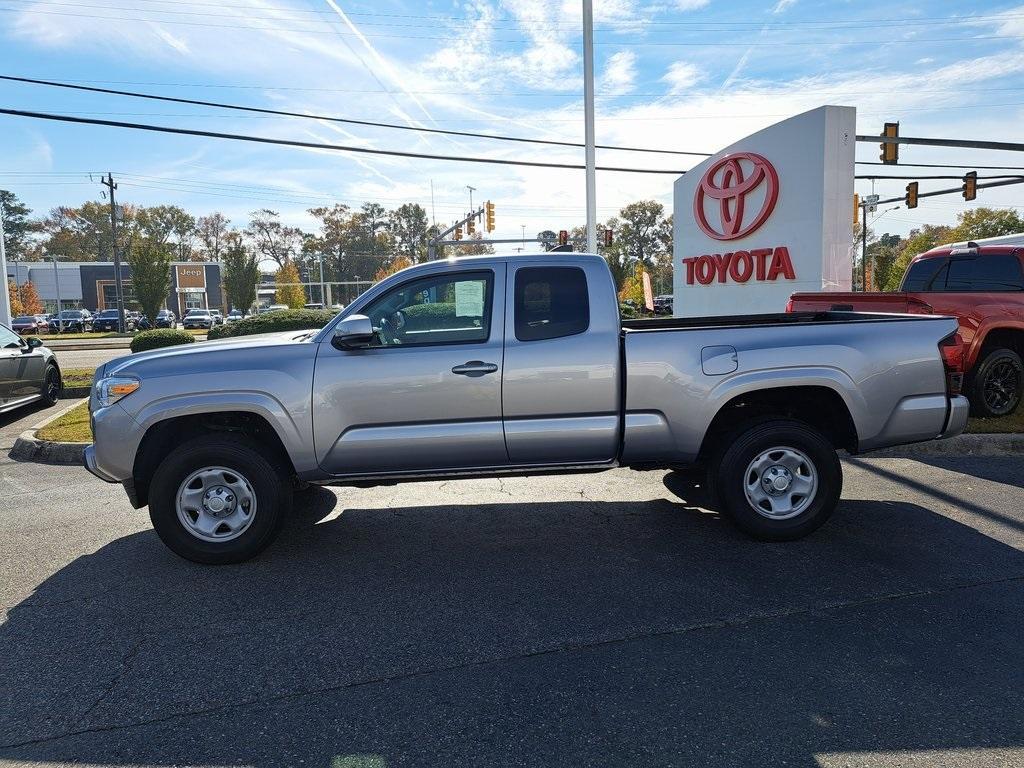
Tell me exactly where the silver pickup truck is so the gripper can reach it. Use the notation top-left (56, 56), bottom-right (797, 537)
top-left (85, 254), bottom-right (968, 563)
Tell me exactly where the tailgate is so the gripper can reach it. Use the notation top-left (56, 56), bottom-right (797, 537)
top-left (787, 291), bottom-right (922, 314)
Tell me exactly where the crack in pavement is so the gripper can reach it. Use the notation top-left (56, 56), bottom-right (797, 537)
top-left (71, 637), bottom-right (148, 729)
top-left (3, 571), bottom-right (1023, 752)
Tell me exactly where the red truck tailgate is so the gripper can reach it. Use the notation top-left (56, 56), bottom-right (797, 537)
top-left (787, 292), bottom-right (933, 314)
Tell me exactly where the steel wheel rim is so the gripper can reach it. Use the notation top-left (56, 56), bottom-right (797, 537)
top-left (175, 466), bottom-right (257, 543)
top-left (743, 446), bottom-right (818, 520)
top-left (983, 360), bottom-right (1020, 414)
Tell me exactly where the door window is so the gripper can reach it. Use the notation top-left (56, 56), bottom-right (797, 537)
top-left (943, 254), bottom-right (1023, 292)
top-left (0, 326), bottom-right (22, 349)
top-left (361, 271), bottom-right (493, 347)
top-left (514, 267), bottom-right (589, 341)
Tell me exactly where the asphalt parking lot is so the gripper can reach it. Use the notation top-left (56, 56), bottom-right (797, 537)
top-left (1, 402), bottom-right (1022, 767)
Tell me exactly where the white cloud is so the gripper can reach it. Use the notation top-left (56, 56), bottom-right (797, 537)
top-left (675, 0), bottom-right (710, 10)
top-left (771, 0), bottom-right (797, 14)
top-left (662, 61), bottom-right (703, 93)
top-left (600, 51), bottom-right (638, 96)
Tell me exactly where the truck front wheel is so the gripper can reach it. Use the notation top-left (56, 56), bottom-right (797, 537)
top-left (148, 434), bottom-right (292, 564)
top-left (710, 420), bottom-right (841, 541)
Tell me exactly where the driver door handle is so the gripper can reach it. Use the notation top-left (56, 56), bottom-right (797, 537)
top-left (452, 361), bottom-right (498, 376)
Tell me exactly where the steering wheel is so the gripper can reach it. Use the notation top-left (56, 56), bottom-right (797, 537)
top-left (377, 310), bottom-right (405, 345)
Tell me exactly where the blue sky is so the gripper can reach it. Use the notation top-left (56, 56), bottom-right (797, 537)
top-left (2, 0), bottom-right (1024, 247)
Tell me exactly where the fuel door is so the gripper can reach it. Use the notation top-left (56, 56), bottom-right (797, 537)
top-left (701, 345), bottom-right (738, 376)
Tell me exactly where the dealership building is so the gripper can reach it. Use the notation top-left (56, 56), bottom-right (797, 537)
top-left (5, 260), bottom-right (225, 315)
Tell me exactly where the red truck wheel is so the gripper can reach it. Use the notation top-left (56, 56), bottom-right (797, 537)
top-left (969, 348), bottom-right (1023, 418)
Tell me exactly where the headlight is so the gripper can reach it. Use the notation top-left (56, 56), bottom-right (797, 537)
top-left (94, 376), bottom-right (140, 408)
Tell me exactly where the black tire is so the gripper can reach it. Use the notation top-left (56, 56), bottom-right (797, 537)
top-left (148, 434), bottom-right (292, 564)
top-left (709, 419), bottom-right (841, 541)
top-left (969, 348), bottom-right (1023, 418)
top-left (41, 364), bottom-right (61, 406)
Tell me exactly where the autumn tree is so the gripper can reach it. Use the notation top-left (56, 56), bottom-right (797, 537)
top-left (246, 209), bottom-right (304, 268)
top-left (126, 237), bottom-right (173, 323)
top-left (136, 205), bottom-right (196, 261)
top-left (274, 261), bottom-right (306, 309)
top-left (949, 207), bottom-right (1024, 241)
top-left (196, 213), bottom-right (231, 261)
top-left (18, 281), bottom-right (43, 314)
top-left (1, 190), bottom-right (35, 261)
top-left (8, 279), bottom-right (23, 317)
top-left (373, 256), bottom-right (414, 282)
top-left (618, 263), bottom-right (647, 306)
top-left (41, 201), bottom-right (130, 261)
top-left (221, 238), bottom-right (260, 312)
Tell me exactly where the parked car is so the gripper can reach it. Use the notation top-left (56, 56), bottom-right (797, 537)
top-left (264, 304), bottom-right (289, 313)
top-left (0, 323), bottom-right (61, 414)
top-left (182, 309), bottom-right (215, 330)
top-left (653, 295), bottom-right (673, 315)
top-left (209, 310), bottom-right (225, 326)
top-left (11, 315), bottom-right (47, 335)
top-left (47, 310), bottom-right (92, 334)
top-left (789, 240), bottom-right (1024, 417)
top-left (226, 310), bottom-right (245, 323)
top-left (154, 310), bottom-right (176, 329)
top-left (91, 309), bottom-right (135, 332)
top-left (86, 253), bottom-right (968, 564)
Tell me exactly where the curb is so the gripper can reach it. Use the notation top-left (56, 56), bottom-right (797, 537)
top-left (8, 398), bottom-right (90, 465)
top-left (867, 432), bottom-right (1024, 458)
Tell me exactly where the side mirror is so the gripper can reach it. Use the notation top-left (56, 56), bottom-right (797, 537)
top-left (331, 315), bottom-right (376, 349)
top-left (25, 337), bottom-right (43, 351)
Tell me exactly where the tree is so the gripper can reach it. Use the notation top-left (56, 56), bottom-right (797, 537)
top-left (41, 201), bottom-right (127, 262)
top-left (246, 209), bottom-right (304, 268)
top-left (126, 237), bottom-right (173, 323)
top-left (616, 201), bottom-right (672, 271)
top-left (618, 263), bottom-right (647, 306)
top-left (373, 256), bottom-right (413, 282)
top-left (949, 207), bottom-right (1024, 242)
top-left (388, 203), bottom-right (429, 262)
top-left (8, 279), bottom-right (23, 317)
top-left (884, 224), bottom-right (953, 291)
top-left (274, 261), bottom-right (306, 309)
top-left (137, 205), bottom-right (196, 261)
top-left (221, 238), bottom-right (260, 312)
top-left (452, 232), bottom-right (495, 256)
top-left (1, 190), bottom-right (35, 262)
top-left (196, 213), bottom-right (231, 261)
top-left (18, 281), bottom-right (43, 315)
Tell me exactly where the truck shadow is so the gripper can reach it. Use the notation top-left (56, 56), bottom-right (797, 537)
top-left (1, 486), bottom-right (1022, 766)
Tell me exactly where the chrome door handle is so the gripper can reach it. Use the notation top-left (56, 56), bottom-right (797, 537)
top-left (452, 361), bottom-right (498, 376)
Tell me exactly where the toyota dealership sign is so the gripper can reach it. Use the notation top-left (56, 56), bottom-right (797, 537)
top-left (672, 106), bottom-right (855, 317)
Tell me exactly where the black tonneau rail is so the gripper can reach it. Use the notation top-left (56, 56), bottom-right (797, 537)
top-left (621, 310), bottom-right (947, 332)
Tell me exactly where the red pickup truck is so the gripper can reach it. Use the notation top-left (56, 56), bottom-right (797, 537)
top-left (788, 242), bottom-right (1024, 418)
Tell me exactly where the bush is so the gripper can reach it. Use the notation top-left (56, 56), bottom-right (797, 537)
top-left (208, 309), bottom-right (336, 340)
top-left (131, 329), bottom-right (196, 353)
top-left (402, 302), bottom-right (476, 331)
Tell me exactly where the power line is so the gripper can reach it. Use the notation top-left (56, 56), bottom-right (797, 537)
top-left (857, 161), bottom-right (1024, 171)
top-left (0, 75), bottom-right (714, 157)
top-left (856, 174), bottom-right (1024, 180)
top-left (0, 108), bottom-right (691, 173)
top-left (866, 134), bottom-right (1024, 152)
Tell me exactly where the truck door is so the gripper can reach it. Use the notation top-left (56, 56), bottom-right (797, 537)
top-left (313, 266), bottom-right (509, 475)
top-left (501, 259), bottom-right (621, 464)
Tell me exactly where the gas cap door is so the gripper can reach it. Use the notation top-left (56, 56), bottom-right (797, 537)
top-left (701, 345), bottom-right (738, 375)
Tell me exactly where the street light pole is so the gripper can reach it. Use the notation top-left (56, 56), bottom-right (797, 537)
top-left (52, 255), bottom-right (63, 331)
top-left (0, 200), bottom-right (10, 327)
top-left (582, 0), bottom-right (597, 254)
top-left (102, 173), bottom-right (126, 332)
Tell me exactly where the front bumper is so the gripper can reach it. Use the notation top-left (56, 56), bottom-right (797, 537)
top-left (83, 444), bottom-right (117, 483)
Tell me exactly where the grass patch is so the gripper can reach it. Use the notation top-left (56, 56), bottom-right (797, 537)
top-left (36, 401), bottom-right (91, 443)
top-left (62, 367), bottom-right (95, 388)
top-left (967, 408), bottom-right (1024, 434)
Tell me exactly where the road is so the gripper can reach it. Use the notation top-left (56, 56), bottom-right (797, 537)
top-left (0, 405), bottom-right (1022, 766)
top-left (51, 348), bottom-right (127, 371)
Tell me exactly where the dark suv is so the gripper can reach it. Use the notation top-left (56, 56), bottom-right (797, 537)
top-left (48, 310), bottom-right (92, 334)
top-left (155, 310), bottom-right (176, 329)
top-left (92, 309), bottom-right (133, 332)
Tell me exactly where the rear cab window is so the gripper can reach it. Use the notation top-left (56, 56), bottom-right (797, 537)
top-left (514, 266), bottom-right (590, 342)
top-left (944, 254), bottom-right (1024, 292)
top-left (901, 257), bottom-right (948, 291)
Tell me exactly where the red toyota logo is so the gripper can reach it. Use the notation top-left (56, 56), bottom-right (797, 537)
top-left (694, 152), bottom-right (779, 241)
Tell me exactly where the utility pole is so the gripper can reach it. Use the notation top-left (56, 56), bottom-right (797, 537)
top-left (102, 173), bottom-right (126, 333)
top-left (860, 204), bottom-right (867, 292)
top-left (582, 0), bottom-right (597, 254)
top-left (0, 196), bottom-right (9, 325)
top-left (465, 185), bottom-right (476, 212)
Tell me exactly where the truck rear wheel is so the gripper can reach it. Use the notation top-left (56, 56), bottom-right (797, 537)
top-left (710, 420), bottom-right (841, 541)
top-left (148, 434), bottom-right (292, 564)
top-left (969, 348), bottom-right (1022, 418)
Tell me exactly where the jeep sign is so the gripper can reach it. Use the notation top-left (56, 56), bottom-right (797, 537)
top-left (672, 106), bottom-right (855, 317)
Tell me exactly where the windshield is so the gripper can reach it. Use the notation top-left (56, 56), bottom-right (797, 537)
top-left (14, 316), bottom-right (36, 322)
top-left (58, 311), bottom-right (82, 319)
top-left (187, 310), bottom-right (210, 316)
top-left (98, 310), bottom-right (119, 318)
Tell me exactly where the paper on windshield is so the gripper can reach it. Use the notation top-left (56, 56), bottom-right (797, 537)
top-left (455, 280), bottom-right (484, 317)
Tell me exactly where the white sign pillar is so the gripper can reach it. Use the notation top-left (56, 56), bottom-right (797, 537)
top-left (0, 205), bottom-right (11, 327)
top-left (672, 105), bottom-right (856, 317)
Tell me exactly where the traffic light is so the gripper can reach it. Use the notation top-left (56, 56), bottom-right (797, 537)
top-left (603, 228), bottom-right (613, 247)
top-left (905, 182), bottom-right (919, 209)
top-left (454, 226), bottom-right (463, 241)
top-left (962, 171), bottom-right (978, 201)
top-left (558, 230), bottom-right (568, 246)
top-left (466, 217), bottom-right (475, 235)
top-left (485, 201), bottom-right (495, 233)
top-left (879, 122), bottom-right (899, 165)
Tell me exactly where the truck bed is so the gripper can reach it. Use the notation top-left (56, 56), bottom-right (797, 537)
top-left (786, 292), bottom-right (930, 314)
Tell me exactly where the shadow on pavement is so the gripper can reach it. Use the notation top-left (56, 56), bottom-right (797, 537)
top-left (1, 485), bottom-right (1022, 766)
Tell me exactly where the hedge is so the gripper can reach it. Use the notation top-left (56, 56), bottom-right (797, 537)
top-left (403, 302), bottom-right (481, 330)
top-left (131, 329), bottom-right (196, 353)
top-left (207, 309), bottom-right (336, 340)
